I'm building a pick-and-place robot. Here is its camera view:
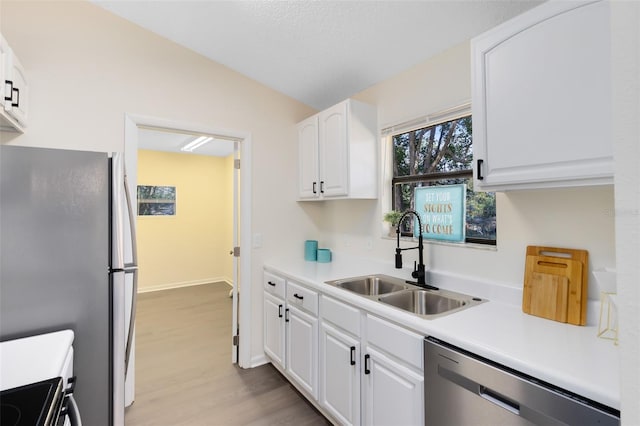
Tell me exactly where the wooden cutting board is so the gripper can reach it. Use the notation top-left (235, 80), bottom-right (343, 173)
top-left (522, 246), bottom-right (588, 325)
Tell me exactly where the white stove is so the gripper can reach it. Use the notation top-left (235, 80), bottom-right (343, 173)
top-left (0, 329), bottom-right (82, 426)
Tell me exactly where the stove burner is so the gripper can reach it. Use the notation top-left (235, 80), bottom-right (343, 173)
top-left (0, 403), bottom-right (22, 426)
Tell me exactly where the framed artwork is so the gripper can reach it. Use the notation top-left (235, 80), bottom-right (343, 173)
top-left (137, 185), bottom-right (176, 216)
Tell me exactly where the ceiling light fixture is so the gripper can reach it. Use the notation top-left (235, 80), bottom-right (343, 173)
top-left (180, 136), bottom-right (213, 152)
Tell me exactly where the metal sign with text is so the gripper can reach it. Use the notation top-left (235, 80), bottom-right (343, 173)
top-left (414, 184), bottom-right (466, 242)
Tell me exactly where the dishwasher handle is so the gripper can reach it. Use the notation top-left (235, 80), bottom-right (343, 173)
top-left (479, 386), bottom-right (520, 415)
top-left (438, 365), bottom-right (521, 417)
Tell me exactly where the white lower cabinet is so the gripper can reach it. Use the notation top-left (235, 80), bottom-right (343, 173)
top-left (363, 314), bottom-right (424, 426)
top-left (319, 295), bottom-right (424, 426)
top-left (264, 271), bottom-right (424, 425)
top-left (263, 291), bottom-right (285, 367)
top-left (363, 346), bottom-right (424, 426)
top-left (319, 322), bottom-right (361, 426)
top-left (263, 271), bottom-right (319, 400)
top-left (286, 304), bottom-right (318, 398)
top-left (263, 271), bottom-right (286, 368)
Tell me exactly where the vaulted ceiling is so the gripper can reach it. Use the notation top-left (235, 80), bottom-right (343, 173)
top-left (92, 1), bottom-right (543, 110)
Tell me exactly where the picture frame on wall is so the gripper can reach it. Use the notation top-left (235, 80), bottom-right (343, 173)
top-left (137, 185), bottom-right (176, 216)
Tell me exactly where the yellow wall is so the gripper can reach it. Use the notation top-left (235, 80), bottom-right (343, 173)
top-left (137, 149), bottom-right (233, 291)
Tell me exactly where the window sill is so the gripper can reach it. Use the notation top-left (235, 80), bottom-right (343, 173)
top-left (381, 235), bottom-right (497, 251)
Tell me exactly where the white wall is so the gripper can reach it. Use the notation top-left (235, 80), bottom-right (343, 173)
top-left (0, 0), bottom-right (316, 363)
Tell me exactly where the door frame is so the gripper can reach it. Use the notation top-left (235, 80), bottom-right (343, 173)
top-left (124, 113), bottom-right (252, 368)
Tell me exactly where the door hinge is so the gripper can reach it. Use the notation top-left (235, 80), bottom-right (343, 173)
top-left (232, 335), bottom-right (239, 346)
top-left (234, 159), bottom-right (240, 169)
top-left (233, 246), bottom-right (240, 257)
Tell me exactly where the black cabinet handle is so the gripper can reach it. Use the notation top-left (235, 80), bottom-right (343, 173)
top-left (285, 308), bottom-right (290, 322)
top-left (293, 293), bottom-right (304, 300)
top-left (4, 80), bottom-right (13, 101)
top-left (320, 181), bottom-right (325, 194)
top-left (278, 304), bottom-right (283, 318)
top-left (312, 182), bottom-right (317, 194)
top-left (350, 346), bottom-right (356, 366)
top-left (364, 354), bottom-right (371, 374)
top-left (267, 281), bottom-right (276, 287)
top-left (11, 87), bottom-right (19, 108)
top-left (477, 159), bottom-right (484, 180)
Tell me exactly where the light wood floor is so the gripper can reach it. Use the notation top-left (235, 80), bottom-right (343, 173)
top-left (125, 283), bottom-right (330, 426)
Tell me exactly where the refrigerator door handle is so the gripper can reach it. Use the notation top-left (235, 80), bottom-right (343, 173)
top-left (121, 157), bottom-right (138, 377)
top-left (123, 170), bottom-right (138, 266)
top-left (124, 266), bottom-right (138, 376)
top-left (112, 154), bottom-right (126, 270)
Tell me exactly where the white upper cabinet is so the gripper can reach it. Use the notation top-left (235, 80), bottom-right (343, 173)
top-left (0, 37), bottom-right (9, 114)
top-left (471, 0), bottom-right (612, 191)
top-left (319, 102), bottom-right (349, 197)
top-left (298, 115), bottom-right (320, 198)
top-left (1, 34), bottom-right (29, 132)
top-left (297, 99), bottom-right (377, 200)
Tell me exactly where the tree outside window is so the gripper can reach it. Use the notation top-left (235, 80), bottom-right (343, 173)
top-left (391, 115), bottom-right (496, 244)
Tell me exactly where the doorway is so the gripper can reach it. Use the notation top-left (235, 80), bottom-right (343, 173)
top-left (123, 114), bottom-right (253, 404)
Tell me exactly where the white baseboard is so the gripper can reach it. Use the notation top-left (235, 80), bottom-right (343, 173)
top-left (138, 277), bottom-right (232, 293)
top-left (249, 354), bottom-right (269, 368)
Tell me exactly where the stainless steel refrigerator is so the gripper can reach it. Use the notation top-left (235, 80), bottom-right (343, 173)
top-left (0, 145), bottom-right (138, 426)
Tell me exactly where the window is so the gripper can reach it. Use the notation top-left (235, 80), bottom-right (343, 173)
top-left (391, 113), bottom-right (496, 245)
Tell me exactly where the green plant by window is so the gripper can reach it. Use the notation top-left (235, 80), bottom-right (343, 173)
top-left (383, 210), bottom-right (404, 226)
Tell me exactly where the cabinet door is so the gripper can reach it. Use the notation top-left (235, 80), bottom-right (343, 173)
top-left (298, 115), bottom-right (320, 199)
top-left (0, 36), bottom-right (24, 132)
top-left (472, 0), bottom-right (612, 190)
top-left (363, 347), bottom-right (424, 426)
top-left (319, 101), bottom-right (349, 197)
top-left (319, 322), bottom-right (360, 426)
top-left (263, 292), bottom-right (285, 369)
top-left (7, 52), bottom-right (28, 127)
top-left (0, 37), bottom-right (9, 111)
top-left (286, 304), bottom-right (318, 399)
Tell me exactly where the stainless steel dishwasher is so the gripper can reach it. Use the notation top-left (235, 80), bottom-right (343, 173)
top-left (424, 337), bottom-right (620, 426)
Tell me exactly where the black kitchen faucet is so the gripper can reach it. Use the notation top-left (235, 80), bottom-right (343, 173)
top-left (395, 210), bottom-right (437, 290)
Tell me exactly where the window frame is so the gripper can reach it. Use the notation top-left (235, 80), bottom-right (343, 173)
top-left (385, 104), bottom-right (496, 246)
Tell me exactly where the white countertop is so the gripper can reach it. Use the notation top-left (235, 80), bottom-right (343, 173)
top-left (264, 254), bottom-right (620, 410)
top-left (0, 329), bottom-right (74, 390)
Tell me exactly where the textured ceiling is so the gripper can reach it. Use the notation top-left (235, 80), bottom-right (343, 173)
top-left (92, 0), bottom-right (543, 110)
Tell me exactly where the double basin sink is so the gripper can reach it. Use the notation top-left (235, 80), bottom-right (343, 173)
top-left (325, 274), bottom-right (484, 319)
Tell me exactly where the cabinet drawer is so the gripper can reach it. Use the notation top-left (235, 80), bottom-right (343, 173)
top-left (320, 295), bottom-right (360, 337)
top-left (366, 314), bottom-right (423, 370)
top-left (287, 281), bottom-right (318, 316)
top-left (264, 271), bottom-right (285, 299)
